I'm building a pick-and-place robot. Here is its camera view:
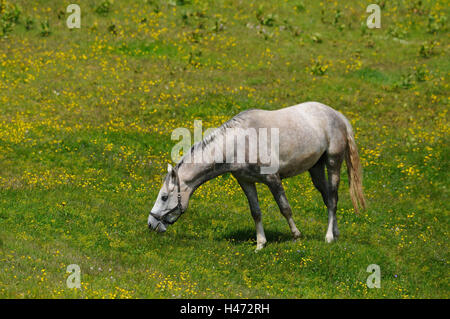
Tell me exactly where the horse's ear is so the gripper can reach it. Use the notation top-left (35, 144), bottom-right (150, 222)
top-left (167, 164), bottom-right (173, 174)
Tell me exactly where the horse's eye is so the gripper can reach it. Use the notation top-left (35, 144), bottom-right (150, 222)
top-left (161, 195), bottom-right (168, 202)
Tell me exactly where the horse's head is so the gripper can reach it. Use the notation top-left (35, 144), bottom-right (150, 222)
top-left (148, 164), bottom-right (186, 233)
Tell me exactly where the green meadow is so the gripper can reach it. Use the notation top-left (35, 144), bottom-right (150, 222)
top-left (0, 0), bottom-right (448, 298)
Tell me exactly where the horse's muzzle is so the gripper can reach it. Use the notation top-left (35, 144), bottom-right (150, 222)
top-left (148, 214), bottom-right (167, 233)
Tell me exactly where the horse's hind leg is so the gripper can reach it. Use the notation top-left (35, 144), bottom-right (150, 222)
top-left (309, 155), bottom-right (329, 207)
top-left (267, 176), bottom-right (301, 240)
top-left (324, 153), bottom-right (344, 243)
top-left (236, 179), bottom-right (267, 251)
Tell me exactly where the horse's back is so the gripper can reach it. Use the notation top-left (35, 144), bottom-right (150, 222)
top-left (236, 102), bottom-right (349, 177)
top-left (238, 102), bottom-right (346, 129)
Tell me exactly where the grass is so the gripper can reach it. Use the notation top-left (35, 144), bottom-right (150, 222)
top-left (0, 0), bottom-right (449, 298)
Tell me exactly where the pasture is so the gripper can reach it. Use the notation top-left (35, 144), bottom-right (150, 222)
top-left (0, 0), bottom-right (448, 298)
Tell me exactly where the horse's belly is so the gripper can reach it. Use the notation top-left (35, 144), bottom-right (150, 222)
top-left (277, 150), bottom-right (324, 178)
top-left (276, 129), bottom-right (327, 178)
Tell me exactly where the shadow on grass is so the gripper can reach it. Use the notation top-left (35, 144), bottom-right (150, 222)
top-left (220, 226), bottom-right (346, 244)
top-left (219, 228), bottom-right (293, 244)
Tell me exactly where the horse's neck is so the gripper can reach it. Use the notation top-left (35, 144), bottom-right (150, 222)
top-left (178, 162), bottom-right (229, 194)
top-left (177, 127), bottom-right (233, 192)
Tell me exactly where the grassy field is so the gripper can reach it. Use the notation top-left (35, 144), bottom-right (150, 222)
top-left (0, 0), bottom-right (448, 298)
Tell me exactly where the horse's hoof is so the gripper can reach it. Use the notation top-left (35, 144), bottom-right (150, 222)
top-left (293, 232), bottom-right (302, 241)
top-left (255, 243), bottom-right (265, 252)
top-left (325, 234), bottom-right (336, 243)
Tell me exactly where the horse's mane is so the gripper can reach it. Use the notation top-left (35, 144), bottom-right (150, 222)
top-left (176, 109), bottom-right (255, 168)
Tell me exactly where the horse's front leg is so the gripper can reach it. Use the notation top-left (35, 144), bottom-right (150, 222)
top-left (267, 176), bottom-right (301, 240)
top-left (236, 179), bottom-right (267, 251)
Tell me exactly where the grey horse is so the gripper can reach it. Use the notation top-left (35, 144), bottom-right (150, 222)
top-left (148, 102), bottom-right (366, 250)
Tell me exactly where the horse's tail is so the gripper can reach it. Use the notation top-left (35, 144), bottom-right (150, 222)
top-left (342, 117), bottom-right (366, 213)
